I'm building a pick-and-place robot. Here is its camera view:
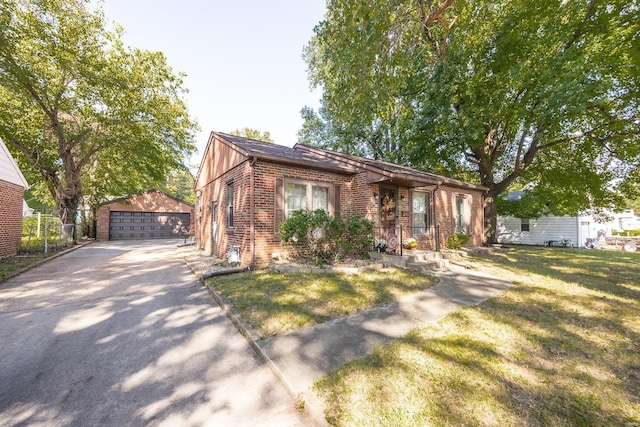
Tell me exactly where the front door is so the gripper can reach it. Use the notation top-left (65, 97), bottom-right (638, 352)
top-left (379, 187), bottom-right (397, 233)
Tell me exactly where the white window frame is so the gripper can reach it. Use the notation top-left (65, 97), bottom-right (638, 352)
top-left (284, 179), bottom-right (333, 218)
top-left (412, 191), bottom-right (430, 235)
top-left (455, 194), bottom-right (470, 233)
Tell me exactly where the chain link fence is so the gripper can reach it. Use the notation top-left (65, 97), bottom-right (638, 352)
top-left (21, 214), bottom-right (75, 254)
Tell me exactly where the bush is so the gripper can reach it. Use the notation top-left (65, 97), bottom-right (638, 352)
top-left (612, 229), bottom-right (640, 237)
top-left (280, 210), bottom-right (373, 264)
top-left (446, 232), bottom-right (470, 250)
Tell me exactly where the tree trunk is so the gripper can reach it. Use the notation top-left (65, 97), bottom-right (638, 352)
top-left (483, 191), bottom-right (499, 244)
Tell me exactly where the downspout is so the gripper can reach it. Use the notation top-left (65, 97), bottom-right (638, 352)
top-left (249, 157), bottom-right (257, 269)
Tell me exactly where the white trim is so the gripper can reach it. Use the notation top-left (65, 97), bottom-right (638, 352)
top-left (0, 138), bottom-right (29, 188)
top-left (284, 178), bottom-right (334, 217)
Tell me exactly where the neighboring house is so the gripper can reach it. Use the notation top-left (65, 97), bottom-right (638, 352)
top-left (0, 138), bottom-right (29, 257)
top-left (497, 191), bottom-right (638, 247)
top-left (194, 132), bottom-right (487, 268)
top-left (96, 190), bottom-right (193, 240)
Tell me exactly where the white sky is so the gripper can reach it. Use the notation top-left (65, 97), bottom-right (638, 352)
top-left (99, 0), bottom-right (327, 166)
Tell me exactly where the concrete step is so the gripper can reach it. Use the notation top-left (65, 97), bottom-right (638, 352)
top-left (369, 251), bottom-right (448, 271)
top-left (404, 252), bottom-right (444, 263)
top-left (406, 259), bottom-right (449, 271)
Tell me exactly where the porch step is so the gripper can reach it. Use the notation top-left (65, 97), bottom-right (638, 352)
top-left (404, 252), bottom-right (443, 263)
top-left (406, 260), bottom-right (449, 271)
top-left (369, 251), bottom-right (449, 272)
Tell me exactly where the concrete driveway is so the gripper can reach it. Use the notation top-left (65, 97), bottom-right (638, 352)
top-left (0, 240), bottom-right (308, 426)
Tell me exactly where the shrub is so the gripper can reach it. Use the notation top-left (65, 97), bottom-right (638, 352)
top-left (612, 229), bottom-right (640, 237)
top-left (446, 232), bottom-right (470, 249)
top-left (280, 210), bottom-right (373, 264)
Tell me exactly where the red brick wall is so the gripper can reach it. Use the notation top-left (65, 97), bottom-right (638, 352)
top-left (0, 180), bottom-right (25, 257)
top-left (435, 185), bottom-right (484, 247)
top-left (96, 190), bottom-right (194, 240)
top-left (196, 160), bottom-right (360, 268)
top-left (195, 157), bottom-right (486, 267)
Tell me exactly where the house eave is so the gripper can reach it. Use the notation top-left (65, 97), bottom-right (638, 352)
top-left (253, 154), bottom-right (359, 175)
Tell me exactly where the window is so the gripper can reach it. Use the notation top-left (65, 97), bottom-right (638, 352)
top-left (286, 183), bottom-right (306, 218)
top-left (285, 180), bottom-right (331, 217)
top-left (412, 191), bottom-right (430, 234)
top-left (455, 194), bottom-right (467, 233)
top-left (521, 218), bottom-right (530, 232)
top-left (226, 182), bottom-right (234, 228)
top-left (312, 186), bottom-right (329, 211)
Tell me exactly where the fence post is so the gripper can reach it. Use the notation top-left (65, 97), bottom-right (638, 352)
top-left (44, 220), bottom-right (48, 254)
top-left (26, 223), bottom-right (34, 252)
top-left (37, 212), bottom-right (41, 238)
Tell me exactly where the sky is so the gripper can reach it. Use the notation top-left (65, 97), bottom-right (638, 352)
top-left (99, 0), bottom-right (327, 166)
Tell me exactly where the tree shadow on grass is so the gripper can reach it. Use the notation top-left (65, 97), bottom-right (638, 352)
top-left (314, 248), bottom-right (640, 426)
top-left (211, 269), bottom-right (436, 337)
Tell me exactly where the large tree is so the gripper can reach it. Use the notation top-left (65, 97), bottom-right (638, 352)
top-left (0, 0), bottom-right (197, 226)
top-left (304, 0), bottom-right (640, 242)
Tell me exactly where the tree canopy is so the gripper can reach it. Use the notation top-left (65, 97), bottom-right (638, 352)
top-left (230, 127), bottom-right (274, 142)
top-left (304, 0), bottom-right (640, 242)
top-left (0, 0), bottom-right (197, 225)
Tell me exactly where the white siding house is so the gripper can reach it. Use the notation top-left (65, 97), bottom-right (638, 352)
top-left (0, 138), bottom-right (28, 188)
top-left (497, 191), bottom-right (639, 247)
top-left (0, 138), bottom-right (30, 256)
top-left (498, 215), bottom-right (582, 246)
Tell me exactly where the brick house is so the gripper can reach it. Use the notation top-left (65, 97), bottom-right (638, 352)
top-left (0, 138), bottom-right (29, 257)
top-left (194, 132), bottom-right (487, 268)
top-left (96, 190), bottom-right (193, 240)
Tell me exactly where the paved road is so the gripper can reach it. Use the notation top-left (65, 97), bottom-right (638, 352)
top-left (0, 240), bottom-right (308, 426)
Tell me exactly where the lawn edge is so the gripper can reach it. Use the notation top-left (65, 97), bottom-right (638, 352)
top-left (0, 240), bottom-right (93, 285)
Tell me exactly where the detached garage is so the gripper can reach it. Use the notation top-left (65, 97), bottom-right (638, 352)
top-left (97, 190), bottom-right (193, 240)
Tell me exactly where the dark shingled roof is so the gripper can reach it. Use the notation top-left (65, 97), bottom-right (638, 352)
top-left (215, 132), bottom-right (358, 174)
top-left (212, 132), bottom-right (486, 191)
top-left (295, 144), bottom-right (487, 191)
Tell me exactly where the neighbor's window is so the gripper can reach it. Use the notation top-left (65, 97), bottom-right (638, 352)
top-left (226, 182), bottom-right (234, 228)
top-left (455, 195), bottom-right (464, 233)
top-left (412, 192), bottom-right (430, 234)
top-left (521, 218), bottom-right (530, 232)
top-left (286, 180), bottom-right (331, 217)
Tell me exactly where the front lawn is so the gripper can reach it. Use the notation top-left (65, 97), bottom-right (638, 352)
top-left (0, 252), bottom-right (56, 282)
top-left (208, 268), bottom-right (437, 337)
top-left (314, 248), bottom-right (640, 426)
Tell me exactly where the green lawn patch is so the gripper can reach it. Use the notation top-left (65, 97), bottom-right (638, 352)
top-left (0, 253), bottom-right (54, 282)
top-left (314, 247), bottom-right (640, 426)
top-left (208, 268), bottom-right (437, 337)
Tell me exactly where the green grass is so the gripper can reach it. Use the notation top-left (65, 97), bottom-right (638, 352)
top-left (314, 247), bottom-right (640, 426)
top-left (208, 268), bottom-right (437, 337)
top-left (0, 253), bottom-right (55, 282)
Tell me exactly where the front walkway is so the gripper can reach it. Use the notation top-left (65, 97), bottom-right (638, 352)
top-left (183, 245), bottom-right (514, 426)
top-left (256, 266), bottom-right (513, 425)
